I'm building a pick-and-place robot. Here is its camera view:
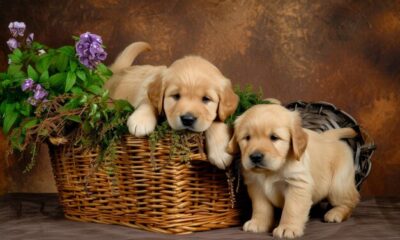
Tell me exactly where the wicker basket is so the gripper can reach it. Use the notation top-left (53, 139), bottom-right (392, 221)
top-left (286, 101), bottom-right (376, 189)
top-left (49, 132), bottom-right (240, 234)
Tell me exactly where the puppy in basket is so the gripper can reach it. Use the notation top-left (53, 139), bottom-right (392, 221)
top-left (227, 104), bottom-right (359, 238)
top-left (105, 42), bottom-right (239, 169)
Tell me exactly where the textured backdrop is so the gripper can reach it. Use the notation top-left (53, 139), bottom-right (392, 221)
top-left (0, 0), bottom-right (399, 197)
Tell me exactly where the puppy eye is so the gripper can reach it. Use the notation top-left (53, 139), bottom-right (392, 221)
top-left (202, 96), bottom-right (211, 103)
top-left (171, 94), bottom-right (180, 101)
top-left (270, 134), bottom-right (280, 142)
top-left (244, 135), bottom-right (251, 141)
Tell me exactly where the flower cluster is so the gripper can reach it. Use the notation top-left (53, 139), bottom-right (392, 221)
top-left (1, 20), bottom-right (113, 153)
top-left (21, 78), bottom-right (48, 106)
top-left (75, 32), bottom-right (107, 69)
top-left (7, 21), bottom-right (34, 51)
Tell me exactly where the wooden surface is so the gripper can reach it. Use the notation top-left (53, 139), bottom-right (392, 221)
top-left (1, 195), bottom-right (399, 239)
top-left (0, 0), bottom-right (399, 197)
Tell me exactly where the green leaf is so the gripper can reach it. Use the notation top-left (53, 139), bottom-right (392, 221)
top-left (65, 115), bottom-right (82, 123)
top-left (76, 70), bottom-right (86, 81)
top-left (57, 46), bottom-right (75, 57)
top-left (89, 103), bottom-right (98, 116)
top-left (1, 79), bottom-right (12, 88)
top-left (79, 95), bottom-right (88, 104)
top-left (5, 103), bottom-right (15, 116)
top-left (96, 63), bottom-right (112, 76)
top-left (19, 103), bottom-right (32, 117)
top-left (62, 98), bottom-right (81, 110)
top-left (55, 54), bottom-right (69, 72)
top-left (114, 99), bottom-right (133, 112)
top-left (39, 70), bottom-right (49, 82)
top-left (71, 87), bottom-right (83, 95)
top-left (7, 64), bottom-right (23, 76)
top-left (69, 59), bottom-right (78, 72)
top-left (13, 48), bottom-right (23, 57)
top-left (22, 118), bottom-right (38, 130)
top-left (27, 65), bottom-right (39, 81)
top-left (49, 72), bottom-right (67, 88)
top-left (65, 71), bottom-right (76, 92)
top-left (9, 48), bottom-right (23, 64)
top-left (3, 110), bottom-right (18, 134)
top-left (36, 55), bottom-right (51, 73)
top-left (86, 85), bottom-right (104, 95)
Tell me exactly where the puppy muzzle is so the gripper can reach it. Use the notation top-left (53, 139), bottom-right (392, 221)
top-left (249, 151), bottom-right (265, 168)
top-left (180, 113), bottom-right (197, 128)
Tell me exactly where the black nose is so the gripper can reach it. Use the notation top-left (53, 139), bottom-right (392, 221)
top-left (249, 152), bottom-right (264, 164)
top-left (180, 113), bottom-right (197, 127)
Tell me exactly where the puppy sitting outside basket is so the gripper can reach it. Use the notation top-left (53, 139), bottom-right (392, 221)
top-left (105, 41), bottom-right (239, 169)
top-left (227, 104), bottom-right (360, 238)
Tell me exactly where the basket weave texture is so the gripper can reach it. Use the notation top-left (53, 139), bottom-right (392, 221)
top-left (50, 133), bottom-right (240, 234)
top-left (286, 101), bottom-right (376, 189)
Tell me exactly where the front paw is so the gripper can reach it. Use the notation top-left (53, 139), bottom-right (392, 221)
top-left (243, 219), bottom-right (269, 233)
top-left (273, 224), bottom-right (304, 239)
top-left (208, 149), bottom-right (233, 170)
top-left (127, 112), bottom-right (157, 137)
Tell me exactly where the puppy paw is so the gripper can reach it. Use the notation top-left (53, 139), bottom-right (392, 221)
top-left (208, 149), bottom-right (233, 170)
top-left (324, 209), bottom-right (345, 223)
top-left (273, 224), bottom-right (304, 239)
top-left (243, 219), bottom-right (269, 233)
top-left (127, 112), bottom-right (157, 137)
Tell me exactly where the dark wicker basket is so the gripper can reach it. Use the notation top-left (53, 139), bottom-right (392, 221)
top-left (286, 101), bottom-right (376, 190)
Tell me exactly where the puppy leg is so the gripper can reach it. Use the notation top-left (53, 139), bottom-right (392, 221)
top-left (273, 186), bottom-right (312, 239)
top-left (325, 162), bottom-right (359, 223)
top-left (205, 122), bottom-right (233, 169)
top-left (127, 103), bottom-right (157, 137)
top-left (243, 183), bottom-right (274, 233)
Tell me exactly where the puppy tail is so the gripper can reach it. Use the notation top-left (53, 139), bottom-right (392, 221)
top-left (109, 41), bottom-right (152, 72)
top-left (322, 127), bottom-right (358, 139)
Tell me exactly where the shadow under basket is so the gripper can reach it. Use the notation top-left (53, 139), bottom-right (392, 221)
top-left (49, 133), bottom-right (240, 234)
top-left (286, 101), bottom-right (377, 190)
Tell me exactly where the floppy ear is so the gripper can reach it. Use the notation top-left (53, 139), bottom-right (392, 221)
top-left (226, 132), bottom-right (239, 155)
top-left (289, 112), bottom-right (308, 160)
top-left (147, 74), bottom-right (165, 114)
top-left (218, 85), bottom-right (239, 121)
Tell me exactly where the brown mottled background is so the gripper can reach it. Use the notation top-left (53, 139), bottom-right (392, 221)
top-left (0, 0), bottom-right (399, 197)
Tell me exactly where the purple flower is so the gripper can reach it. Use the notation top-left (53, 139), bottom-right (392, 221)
top-left (33, 84), bottom-right (48, 100)
top-left (7, 38), bottom-right (19, 51)
top-left (8, 21), bottom-right (26, 37)
top-left (26, 33), bottom-right (34, 46)
top-left (21, 78), bottom-right (35, 92)
top-left (75, 32), bottom-right (107, 69)
top-left (26, 83), bottom-right (48, 106)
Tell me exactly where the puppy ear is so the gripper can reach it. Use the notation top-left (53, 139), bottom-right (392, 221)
top-left (147, 74), bottom-right (164, 114)
top-left (218, 85), bottom-right (239, 121)
top-left (226, 132), bottom-right (239, 155)
top-left (289, 112), bottom-right (308, 160)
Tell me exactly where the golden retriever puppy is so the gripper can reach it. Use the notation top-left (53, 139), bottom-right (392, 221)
top-left (105, 42), bottom-right (239, 169)
top-left (227, 104), bottom-right (359, 238)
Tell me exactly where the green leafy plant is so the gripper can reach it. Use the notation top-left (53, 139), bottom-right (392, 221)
top-left (225, 85), bottom-right (272, 125)
top-left (0, 21), bottom-right (133, 171)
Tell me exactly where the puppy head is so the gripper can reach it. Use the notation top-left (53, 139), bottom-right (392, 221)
top-left (227, 104), bottom-right (308, 172)
top-left (149, 56), bottom-right (238, 132)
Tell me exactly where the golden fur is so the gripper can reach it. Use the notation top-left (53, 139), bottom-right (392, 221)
top-left (105, 42), bottom-right (239, 169)
top-left (227, 104), bottom-right (359, 238)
